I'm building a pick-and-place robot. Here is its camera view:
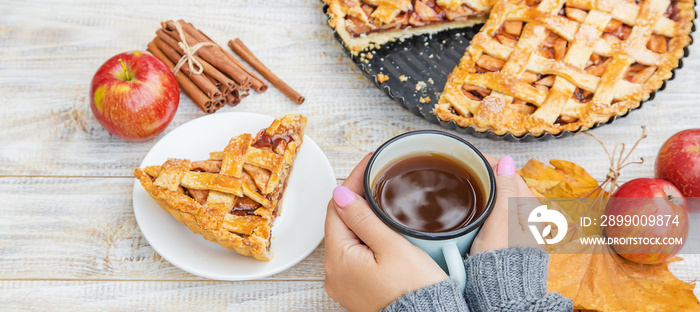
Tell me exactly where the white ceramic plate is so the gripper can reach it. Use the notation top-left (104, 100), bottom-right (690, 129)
top-left (132, 112), bottom-right (335, 280)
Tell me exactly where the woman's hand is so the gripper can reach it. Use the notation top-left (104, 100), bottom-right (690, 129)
top-left (324, 154), bottom-right (448, 312)
top-left (470, 155), bottom-right (541, 255)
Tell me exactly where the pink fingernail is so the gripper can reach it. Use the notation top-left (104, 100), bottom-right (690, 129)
top-left (333, 186), bottom-right (356, 208)
top-left (497, 155), bottom-right (515, 177)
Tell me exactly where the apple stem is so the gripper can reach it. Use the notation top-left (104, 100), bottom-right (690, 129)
top-left (118, 58), bottom-right (131, 81)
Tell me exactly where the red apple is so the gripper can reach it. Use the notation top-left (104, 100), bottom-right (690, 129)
top-left (604, 178), bottom-right (689, 264)
top-left (655, 129), bottom-right (700, 198)
top-left (90, 51), bottom-right (179, 141)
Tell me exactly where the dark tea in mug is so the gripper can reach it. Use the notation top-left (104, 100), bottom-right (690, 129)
top-left (370, 153), bottom-right (485, 233)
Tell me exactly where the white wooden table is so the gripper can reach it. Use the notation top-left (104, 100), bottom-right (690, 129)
top-left (1, 0), bottom-right (698, 310)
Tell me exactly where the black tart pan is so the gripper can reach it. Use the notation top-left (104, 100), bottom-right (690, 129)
top-left (323, 4), bottom-right (695, 142)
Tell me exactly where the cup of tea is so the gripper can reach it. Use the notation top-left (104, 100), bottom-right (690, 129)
top-left (363, 130), bottom-right (497, 291)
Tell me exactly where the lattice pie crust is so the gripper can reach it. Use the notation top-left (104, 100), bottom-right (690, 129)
top-left (435, 0), bottom-right (693, 136)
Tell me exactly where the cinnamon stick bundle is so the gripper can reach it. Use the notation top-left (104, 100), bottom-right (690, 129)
top-left (178, 20), bottom-right (268, 93)
top-left (178, 20), bottom-right (268, 94)
top-left (155, 29), bottom-right (237, 94)
top-left (148, 20), bottom-right (268, 112)
top-left (153, 38), bottom-right (221, 99)
top-left (147, 41), bottom-right (223, 113)
top-left (161, 21), bottom-right (252, 90)
top-left (228, 38), bottom-right (305, 104)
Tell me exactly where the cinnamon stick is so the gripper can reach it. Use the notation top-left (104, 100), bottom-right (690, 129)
top-left (205, 74), bottom-right (221, 90)
top-left (147, 40), bottom-right (218, 114)
top-left (182, 20), bottom-right (268, 93)
top-left (156, 29), bottom-right (237, 93)
top-left (213, 96), bottom-right (225, 110)
top-left (153, 37), bottom-right (221, 99)
top-left (162, 21), bottom-right (252, 89)
top-left (227, 92), bottom-right (241, 106)
top-left (228, 38), bottom-right (305, 104)
top-left (219, 83), bottom-right (240, 106)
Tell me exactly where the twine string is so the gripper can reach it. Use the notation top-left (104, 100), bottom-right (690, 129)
top-left (580, 126), bottom-right (647, 199)
top-left (171, 21), bottom-right (215, 75)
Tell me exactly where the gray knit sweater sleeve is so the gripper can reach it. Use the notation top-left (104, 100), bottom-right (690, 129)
top-left (382, 278), bottom-right (469, 312)
top-left (464, 247), bottom-right (572, 312)
top-left (382, 247), bottom-right (573, 312)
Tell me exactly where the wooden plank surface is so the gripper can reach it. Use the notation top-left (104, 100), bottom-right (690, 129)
top-left (0, 280), bottom-right (341, 311)
top-left (0, 177), bottom-right (327, 281)
top-left (0, 0), bottom-right (699, 180)
top-left (2, 177), bottom-right (699, 294)
top-left (1, 0), bottom-right (699, 310)
top-left (1, 92), bottom-right (698, 179)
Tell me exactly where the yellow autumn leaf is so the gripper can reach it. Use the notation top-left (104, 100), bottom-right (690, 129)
top-left (518, 159), bottom-right (604, 199)
top-left (519, 159), bottom-right (700, 312)
top-left (518, 159), bottom-right (607, 239)
top-left (549, 247), bottom-right (699, 312)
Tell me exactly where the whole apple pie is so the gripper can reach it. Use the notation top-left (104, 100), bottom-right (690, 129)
top-left (435, 0), bottom-right (694, 136)
top-left (325, 0), bottom-right (694, 137)
top-left (134, 114), bottom-right (307, 260)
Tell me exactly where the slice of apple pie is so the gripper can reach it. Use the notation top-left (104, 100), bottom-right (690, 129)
top-left (134, 114), bottom-right (307, 260)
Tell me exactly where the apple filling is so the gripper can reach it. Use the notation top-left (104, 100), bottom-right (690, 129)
top-left (345, 0), bottom-right (488, 37)
top-left (665, 0), bottom-right (682, 22)
top-left (231, 197), bottom-right (263, 216)
top-left (463, 0), bottom-right (680, 126)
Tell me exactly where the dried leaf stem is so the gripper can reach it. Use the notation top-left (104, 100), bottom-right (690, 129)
top-left (580, 126), bottom-right (648, 198)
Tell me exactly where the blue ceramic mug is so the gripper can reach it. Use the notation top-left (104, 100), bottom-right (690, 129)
top-left (363, 130), bottom-right (497, 291)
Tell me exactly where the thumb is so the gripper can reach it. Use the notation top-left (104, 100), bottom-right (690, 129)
top-left (331, 185), bottom-right (404, 252)
top-left (470, 155), bottom-right (517, 254)
top-left (493, 156), bottom-right (542, 243)
top-left (495, 155), bottom-right (518, 198)
top-left (484, 156), bottom-right (518, 237)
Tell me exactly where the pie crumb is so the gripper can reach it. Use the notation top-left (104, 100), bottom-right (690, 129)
top-left (415, 81), bottom-right (427, 91)
top-left (377, 74), bottom-right (390, 84)
top-left (428, 78), bottom-right (434, 84)
top-left (366, 53), bottom-right (373, 59)
top-left (338, 57), bottom-right (342, 62)
top-left (419, 96), bottom-right (431, 104)
top-left (399, 75), bottom-right (408, 82)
